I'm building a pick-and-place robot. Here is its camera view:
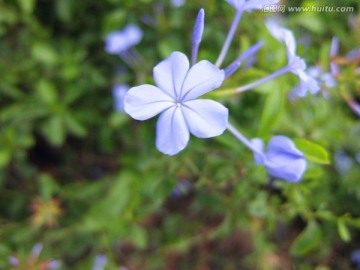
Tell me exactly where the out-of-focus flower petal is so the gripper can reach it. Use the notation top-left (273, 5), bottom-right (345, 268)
top-left (48, 260), bottom-right (62, 270)
top-left (267, 136), bottom-right (304, 158)
top-left (252, 136), bottom-right (307, 182)
top-left (182, 60), bottom-right (225, 101)
top-left (182, 99), bottom-right (228, 138)
top-left (243, 0), bottom-right (279, 11)
top-left (171, 0), bottom-right (186, 7)
top-left (250, 138), bottom-right (265, 165)
top-left (124, 24), bottom-right (143, 46)
top-left (92, 254), bottom-right (108, 270)
top-left (154, 51), bottom-right (189, 99)
top-left (266, 20), bottom-right (296, 56)
top-left (265, 155), bottom-right (307, 182)
top-left (265, 136), bottom-right (306, 182)
top-left (156, 107), bottom-right (190, 155)
top-left (124, 85), bottom-right (174, 120)
top-left (31, 243), bottom-right (43, 257)
top-left (113, 84), bottom-right (129, 113)
top-left (105, 24), bottom-right (143, 54)
top-left (295, 70), bottom-right (320, 96)
top-left (226, 0), bottom-right (245, 10)
top-left (8, 256), bottom-right (19, 266)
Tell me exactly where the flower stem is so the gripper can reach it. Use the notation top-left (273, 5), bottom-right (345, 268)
top-left (226, 122), bottom-right (263, 156)
top-left (236, 65), bottom-right (291, 93)
top-left (215, 9), bottom-right (243, 68)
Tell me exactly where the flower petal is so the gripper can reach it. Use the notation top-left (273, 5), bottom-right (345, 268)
top-left (153, 51), bottom-right (189, 99)
top-left (267, 136), bottom-right (304, 157)
top-left (124, 84), bottom-right (174, 120)
top-left (250, 138), bottom-right (265, 165)
top-left (156, 106), bottom-right (190, 155)
top-left (264, 136), bottom-right (307, 182)
top-left (113, 84), bottom-right (129, 113)
top-left (266, 20), bottom-right (296, 57)
top-left (181, 60), bottom-right (225, 101)
top-left (265, 156), bottom-right (307, 182)
top-left (294, 70), bottom-right (320, 96)
top-left (181, 99), bottom-right (228, 138)
top-left (104, 24), bottom-right (142, 54)
top-left (225, 0), bottom-right (245, 10)
top-left (243, 0), bottom-right (279, 11)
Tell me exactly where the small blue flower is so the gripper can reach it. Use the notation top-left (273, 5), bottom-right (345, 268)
top-left (266, 20), bottom-right (320, 97)
top-left (171, 0), bottom-right (186, 7)
top-left (113, 84), bottom-right (129, 113)
top-left (171, 180), bottom-right (192, 199)
top-left (92, 254), bottom-right (108, 270)
top-left (105, 24), bottom-right (143, 55)
top-left (226, 0), bottom-right (279, 12)
top-left (351, 249), bottom-right (360, 269)
top-left (251, 136), bottom-right (307, 182)
top-left (124, 51), bottom-right (228, 156)
top-left (290, 66), bottom-right (336, 98)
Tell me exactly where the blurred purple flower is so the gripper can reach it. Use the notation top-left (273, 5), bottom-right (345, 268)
top-left (351, 249), bottom-right (360, 269)
top-left (171, 0), bottom-right (186, 7)
top-left (92, 254), bottom-right (108, 270)
top-left (113, 84), bottom-right (129, 113)
top-left (124, 51), bottom-right (228, 155)
top-left (290, 66), bottom-right (336, 98)
top-left (266, 20), bottom-right (320, 97)
top-left (251, 136), bottom-right (307, 182)
top-left (334, 151), bottom-right (354, 175)
top-left (171, 180), bottom-right (192, 199)
top-left (105, 24), bottom-right (143, 55)
top-left (226, 0), bottom-right (279, 12)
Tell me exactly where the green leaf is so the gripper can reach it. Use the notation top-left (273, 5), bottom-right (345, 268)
top-left (39, 174), bottom-right (59, 200)
top-left (16, 0), bottom-right (36, 14)
top-left (32, 43), bottom-right (58, 66)
top-left (55, 0), bottom-right (72, 22)
top-left (337, 219), bottom-right (351, 242)
top-left (41, 115), bottom-right (65, 146)
top-left (0, 148), bottom-right (11, 168)
top-left (64, 113), bottom-right (87, 137)
top-left (36, 80), bottom-right (58, 104)
top-left (290, 220), bottom-right (322, 256)
top-left (257, 89), bottom-right (285, 136)
top-left (294, 139), bottom-right (330, 164)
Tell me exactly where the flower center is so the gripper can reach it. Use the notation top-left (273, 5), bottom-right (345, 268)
top-left (174, 97), bottom-right (182, 107)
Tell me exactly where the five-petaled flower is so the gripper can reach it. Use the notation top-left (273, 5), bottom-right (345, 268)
top-left (251, 136), bottom-right (307, 182)
top-left (124, 51), bottom-right (228, 155)
top-left (266, 20), bottom-right (320, 97)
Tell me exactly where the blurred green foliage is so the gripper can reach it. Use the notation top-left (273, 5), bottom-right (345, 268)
top-left (0, 0), bottom-right (360, 269)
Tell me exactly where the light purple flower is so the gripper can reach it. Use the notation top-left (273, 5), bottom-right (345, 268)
top-left (8, 256), bottom-right (19, 266)
top-left (124, 51), bottom-right (228, 155)
top-left (92, 254), bottom-right (108, 270)
top-left (251, 136), bottom-right (307, 182)
top-left (291, 66), bottom-right (336, 97)
top-left (266, 20), bottom-right (320, 97)
top-left (105, 24), bottom-right (143, 55)
top-left (226, 0), bottom-right (279, 12)
top-left (171, 180), bottom-right (192, 199)
top-left (171, 0), bottom-right (186, 7)
top-left (113, 84), bottom-right (129, 113)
